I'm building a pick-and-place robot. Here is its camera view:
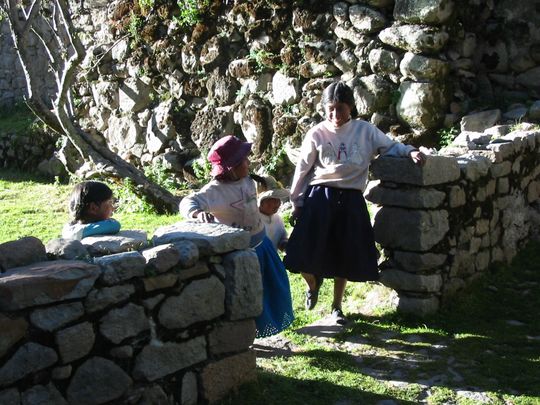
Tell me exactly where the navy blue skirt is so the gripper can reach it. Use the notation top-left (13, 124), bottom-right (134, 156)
top-left (283, 185), bottom-right (379, 282)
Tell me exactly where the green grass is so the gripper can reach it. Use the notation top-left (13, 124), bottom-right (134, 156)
top-left (0, 170), bottom-right (179, 243)
top-left (1, 169), bottom-right (539, 405)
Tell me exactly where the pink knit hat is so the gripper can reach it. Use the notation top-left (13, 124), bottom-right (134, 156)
top-left (207, 135), bottom-right (252, 177)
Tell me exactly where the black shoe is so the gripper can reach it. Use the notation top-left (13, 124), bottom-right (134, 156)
top-left (305, 275), bottom-right (324, 310)
top-left (331, 307), bottom-right (348, 325)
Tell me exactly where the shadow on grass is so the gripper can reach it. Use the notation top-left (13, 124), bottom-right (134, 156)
top-left (218, 367), bottom-right (419, 405)
top-left (0, 168), bottom-right (54, 184)
top-left (229, 242), bottom-right (540, 403)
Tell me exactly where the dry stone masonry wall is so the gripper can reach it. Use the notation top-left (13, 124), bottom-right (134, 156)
top-left (367, 125), bottom-right (540, 315)
top-left (2, 0), bottom-right (540, 181)
top-left (0, 222), bottom-right (262, 404)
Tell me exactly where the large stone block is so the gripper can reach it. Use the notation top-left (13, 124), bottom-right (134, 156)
top-left (152, 222), bottom-right (250, 255)
top-left (94, 251), bottom-right (146, 286)
top-left (208, 320), bottom-right (257, 356)
top-left (392, 251), bottom-right (447, 272)
top-left (82, 230), bottom-right (149, 256)
top-left (141, 244), bottom-right (180, 274)
top-left (380, 269), bottom-right (442, 293)
top-left (200, 351), bottom-right (257, 403)
top-left (374, 208), bottom-right (449, 251)
top-left (0, 260), bottom-right (100, 311)
top-left (56, 322), bottom-right (95, 364)
top-left (370, 156), bottom-right (460, 186)
top-left (134, 337), bottom-right (207, 381)
top-left (0, 343), bottom-right (58, 387)
top-left (223, 250), bottom-right (263, 320)
top-left (30, 302), bottom-right (84, 332)
top-left (397, 295), bottom-right (440, 316)
top-left (67, 357), bottom-right (132, 404)
top-left (100, 303), bottom-right (149, 344)
top-left (159, 276), bottom-right (225, 329)
top-left (0, 236), bottom-right (47, 271)
top-left (0, 314), bottom-right (27, 358)
top-left (365, 185), bottom-right (445, 208)
top-left (84, 284), bottom-right (135, 313)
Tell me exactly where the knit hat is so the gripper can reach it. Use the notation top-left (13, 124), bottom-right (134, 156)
top-left (256, 174), bottom-right (290, 203)
top-left (207, 135), bottom-right (252, 177)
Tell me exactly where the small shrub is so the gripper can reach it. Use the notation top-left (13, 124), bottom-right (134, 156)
top-left (128, 12), bottom-right (143, 45)
top-left (143, 162), bottom-right (182, 193)
top-left (248, 49), bottom-right (276, 73)
top-left (138, 0), bottom-right (154, 14)
top-left (191, 156), bottom-right (212, 185)
top-left (437, 126), bottom-right (459, 148)
top-left (174, 0), bottom-right (210, 27)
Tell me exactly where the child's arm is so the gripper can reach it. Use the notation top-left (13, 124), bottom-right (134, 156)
top-left (81, 219), bottom-right (121, 238)
top-left (276, 215), bottom-right (288, 251)
top-left (179, 189), bottom-right (215, 222)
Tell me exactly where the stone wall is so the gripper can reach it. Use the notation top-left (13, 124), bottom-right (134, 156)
top-left (0, 222), bottom-right (262, 404)
top-left (0, 20), bottom-right (55, 109)
top-left (3, 0), bottom-right (540, 180)
top-left (367, 126), bottom-right (540, 315)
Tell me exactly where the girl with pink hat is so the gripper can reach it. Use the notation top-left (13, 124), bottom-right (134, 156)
top-left (180, 135), bottom-right (294, 338)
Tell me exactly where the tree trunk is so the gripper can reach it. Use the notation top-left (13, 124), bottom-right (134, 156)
top-left (0, 0), bottom-right (180, 214)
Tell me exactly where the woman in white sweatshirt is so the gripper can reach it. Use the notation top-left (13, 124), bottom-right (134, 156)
top-left (283, 81), bottom-right (425, 324)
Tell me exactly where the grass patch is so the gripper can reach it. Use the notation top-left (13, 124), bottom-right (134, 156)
top-left (0, 104), bottom-right (38, 134)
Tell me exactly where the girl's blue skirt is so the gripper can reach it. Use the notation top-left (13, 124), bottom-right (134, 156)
top-left (284, 185), bottom-right (379, 282)
top-left (254, 236), bottom-right (294, 338)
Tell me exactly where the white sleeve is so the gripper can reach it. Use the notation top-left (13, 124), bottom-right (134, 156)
top-left (289, 131), bottom-right (318, 208)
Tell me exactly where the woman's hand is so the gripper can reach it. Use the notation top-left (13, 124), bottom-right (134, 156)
top-left (193, 211), bottom-right (215, 223)
top-left (410, 150), bottom-right (427, 166)
top-left (289, 207), bottom-right (303, 226)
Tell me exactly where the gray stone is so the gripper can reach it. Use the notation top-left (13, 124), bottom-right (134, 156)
top-left (84, 284), bottom-right (135, 313)
top-left (22, 383), bottom-right (67, 405)
top-left (100, 303), bottom-right (149, 344)
top-left (349, 5), bottom-right (387, 33)
top-left (379, 24), bottom-right (449, 54)
top-left (371, 155), bottom-right (460, 186)
top-left (159, 276), bottom-right (225, 329)
top-left (223, 250), bottom-right (263, 320)
top-left (134, 385), bottom-right (170, 405)
top-left (178, 261), bottom-right (210, 281)
top-left (0, 260), bottom-right (100, 311)
top-left (30, 302), bottom-right (84, 332)
top-left (374, 208), bottom-right (449, 251)
top-left (56, 322), bottom-right (95, 363)
top-left (392, 251), bottom-right (447, 272)
top-left (460, 109), bottom-right (501, 132)
top-left (110, 346), bottom-right (134, 359)
top-left (365, 186), bottom-right (445, 208)
top-left (352, 74), bottom-right (395, 117)
top-left (142, 244), bottom-right (181, 274)
top-left (368, 48), bottom-right (400, 75)
top-left (52, 365), bottom-right (72, 380)
top-left (448, 185), bottom-right (466, 207)
top-left (397, 295), bottom-right (440, 316)
top-left (0, 388), bottom-right (20, 404)
top-left (94, 251), bottom-right (146, 286)
top-left (143, 273), bottom-right (178, 292)
top-left (400, 52), bottom-right (449, 81)
top-left (182, 372), bottom-right (198, 405)
top-left (457, 155), bottom-right (491, 181)
top-left (0, 314), bottom-right (27, 358)
top-left (200, 351), bottom-right (256, 403)
top-left (103, 115), bottom-right (143, 154)
top-left (490, 161), bottom-right (512, 178)
top-left (209, 320), bottom-right (257, 355)
top-left (67, 357), bottom-right (132, 405)
top-left (396, 81), bottom-right (448, 134)
top-left (152, 222), bottom-right (250, 255)
top-left (0, 237), bottom-right (47, 271)
top-left (394, 0), bottom-right (454, 24)
top-left (272, 71), bottom-right (300, 105)
top-left (134, 337), bottom-right (207, 381)
top-left (45, 238), bottom-right (89, 260)
top-left (168, 238), bottom-right (201, 268)
top-left (143, 294), bottom-right (165, 310)
top-left (380, 269), bottom-right (443, 293)
top-left (0, 343), bottom-right (58, 387)
top-left (83, 230), bottom-right (148, 256)
top-left (119, 78), bottom-right (152, 113)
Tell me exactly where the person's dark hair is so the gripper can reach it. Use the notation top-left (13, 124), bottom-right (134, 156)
top-left (69, 181), bottom-right (113, 223)
top-left (321, 81), bottom-right (359, 118)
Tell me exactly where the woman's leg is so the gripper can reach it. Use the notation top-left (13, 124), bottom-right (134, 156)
top-left (302, 272), bottom-right (317, 290)
top-left (332, 277), bottom-right (347, 309)
top-left (303, 272), bottom-right (324, 310)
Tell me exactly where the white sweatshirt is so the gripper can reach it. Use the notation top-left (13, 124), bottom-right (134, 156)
top-left (179, 176), bottom-right (265, 246)
top-left (290, 119), bottom-right (416, 208)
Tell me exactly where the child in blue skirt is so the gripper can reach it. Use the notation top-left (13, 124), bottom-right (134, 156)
top-left (284, 81), bottom-right (426, 324)
top-left (180, 135), bottom-right (294, 337)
